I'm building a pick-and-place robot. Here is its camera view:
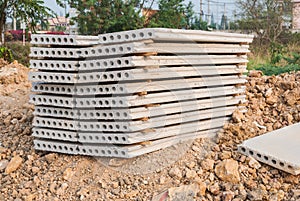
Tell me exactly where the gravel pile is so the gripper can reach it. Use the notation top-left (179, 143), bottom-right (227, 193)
top-left (0, 61), bottom-right (300, 200)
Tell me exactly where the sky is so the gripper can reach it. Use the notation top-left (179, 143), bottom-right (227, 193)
top-left (45, 0), bottom-right (237, 24)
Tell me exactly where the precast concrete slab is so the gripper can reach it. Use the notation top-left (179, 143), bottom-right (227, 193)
top-left (98, 28), bottom-right (254, 44)
top-left (32, 106), bottom-right (240, 132)
top-left (30, 86), bottom-right (246, 108)
top-left (238, 123), bottom-right (300, 175)
top-left (29, 67), bottom-right (247, 84)
top-left (31, 75), bottom-right (247, 95)
top-left (34, 128), bottom-right (220, 158)
top-left (31, 34), bottom-right (100, 46)
top-left (32, 117), bottom-right (228, 144)
top-left (29, 42), bottom-right (250, 59)
top-left (30, 55), bottom-right (247, 71)
top-left (33, 95), bottom-right (246, 120)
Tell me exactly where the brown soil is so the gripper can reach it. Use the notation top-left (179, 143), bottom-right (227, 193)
top-left (0, 60), bottom-right (300, 201)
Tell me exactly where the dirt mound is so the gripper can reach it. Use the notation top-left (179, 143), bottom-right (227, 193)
top-left (0, 60), bottom-right (30, 96)
top-left (0, 69), bottom-right (300, 200)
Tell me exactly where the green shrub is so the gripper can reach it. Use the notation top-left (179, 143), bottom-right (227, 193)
top-left (5, 41), bottom-right (30, 66)
top-left (0, 46), bottom-right (13, 63)
top-left (255, 64), bottom-right (300, 76)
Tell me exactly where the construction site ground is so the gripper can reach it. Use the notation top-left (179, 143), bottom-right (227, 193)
top-left (0, 60), bottom-right (300, 200)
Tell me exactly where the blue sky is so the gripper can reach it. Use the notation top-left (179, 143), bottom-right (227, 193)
top-left (45, 0), bottom-right (237, 24)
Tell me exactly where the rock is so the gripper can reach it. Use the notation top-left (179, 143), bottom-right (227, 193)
top-left (63, 167), bottom-right (75, 181)
top-left (283, 175), bottom-right (299, 184)
top-left (222, 191), bottom-right (235, 201)
top-left (232, 110), bottom-right (244, 123)
top-left (248, 70), bottom-right (262, 78)
top-left (44, 153), bottom-right (57, 163)
top-left (198, 182), bottom-right (207, 196)
top-left (169, 167), bottom-right (182, 179)
top-left (25, 194), bottom-right (36, 201)
top-left (125, 190), bottom-right (139, 198)
top-left (168, 183), bottom-right (199, 201)
top-left (208, 183), bottom-right (220, 195)
top-left (215, 159), bottom-right (240, 184)
top-left (248, 157), bottom-right (261, 169)
top-left (29, 166), bottom-right (39, 175)
top-left (247, 189), bottom-right (263, 200)
top-left (185, 169), bottom-right (197, 179)
top-left (0, 160), bottom-right (9, 171)
top-left (5, 155), bottom-right (22, 174)
top-left (201, 159), bottom-right (215, 171)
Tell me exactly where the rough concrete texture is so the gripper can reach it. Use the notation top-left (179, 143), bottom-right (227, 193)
top-left (239, 123), bottom-right (300, 175)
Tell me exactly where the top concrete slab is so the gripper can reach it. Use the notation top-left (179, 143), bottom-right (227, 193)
top-left (239, 123), bottom-right (300, 175)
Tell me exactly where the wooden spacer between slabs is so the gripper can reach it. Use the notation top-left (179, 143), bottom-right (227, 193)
top-left (137, 91), bottom-right (148, 96)
top-left (138, 141), bottom-right (152, 146)
top-left (141, 128), bottom-right (156, 134)
top-left (145, 103), bottom-right (161, 108)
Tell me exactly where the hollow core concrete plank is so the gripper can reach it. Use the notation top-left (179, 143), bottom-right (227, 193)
top-left (238, 123), bottom-right (300, 175)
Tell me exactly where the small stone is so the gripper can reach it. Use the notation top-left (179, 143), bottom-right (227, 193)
top-left (0, 160), bottom-right (9, 171)
top-left (169, 167), bottom-right (182, 179)
top-left (186, 161), bottom-right (196, 169)
top-left (209, 183), bottom-right (220, 195)
top-left (248, 70), bottom-right (262, 78)
top-left (215, 159), bottom-right (240, 184)
top-left (232, 110), bottom-right (244, 123)
top-left (198, 182), bottom-right (207, 196)
top-left (159, 176), bottom-right (166, 184)
top-left (222, 191), bottom-right (235, 201)
top-left (168, 183), bottom-right (199, 200)
top-left (44, 153), bottom-right (57, 163)
top-left (25, 194), bottom-right (36, 201)
top-left (185, 169), bottom-right (197, 179)
top-left (248, 157), bottom-right (261, 169)
top-left (247, 189), bottom-right (263, 200)
top-left (49, 182), bottom-right (57, 193)
top-left (201, 159), bottom-right (215, 171)
top-left (192, 146), bottom-right (201, 152)
top-left (283, 175), bottom-right (299, 184)
top-left (57, 183), bottom-right (68, 195)
top-left (31, 167), bottom-right (40, 174)
top-left (63, 167), bottom-right (75, 181)
top-left (220, 151), bottom-right (232, 160)
top-left (112, 182), bottom-right (119, 188)
top-left (125, 190), bottom-right (139, 198)
top-left (5, 155), bottom-right (22, 174)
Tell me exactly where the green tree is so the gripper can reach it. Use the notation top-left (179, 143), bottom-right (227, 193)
top-left (236, 0), bottom-right (292, 44)
top-left (148, 0), bottom-right (194, 29)
top-left (68, 0), bottom-right (144, 35)
top-left (0, 0), bottom-right (54, 43)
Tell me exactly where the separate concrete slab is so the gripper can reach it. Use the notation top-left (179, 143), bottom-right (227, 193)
top-left (238, 123), bottom-right (300, 175)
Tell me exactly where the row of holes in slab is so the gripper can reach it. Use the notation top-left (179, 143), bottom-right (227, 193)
top-left (31, 74), bottom-right (72, 82)
top-left (34, 119), bottom-right (129, 130)
top-left (35, 108), bottom-right (129, 118)
top-left (240, 147), bottom-right (293, 170)
top-left (34, 130), bottom-right (74, 140)
top-left (79, 147), bottom-right (126, 156)
top-left (33, 85), bottom-right (125, 94)
top-left (31, 72), bottom-right (130, 82)
top-left (32, 46), bottom-right (133, 57)
top-left (33, 37), bottom-right (75, 43)
top-left (101, 31), bottom-right (153, 41)
top-left (35, 142), bottom-right (127, 156)
top-left (79, 135), bottom-right (127, 143)
top-left (31, 59), bottom-right (131, 70)
top-left (32, 97), bottom-right (125, 107)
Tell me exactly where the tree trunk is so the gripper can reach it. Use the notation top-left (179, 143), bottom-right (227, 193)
top-left (0, 0), bottom-right (8, 44)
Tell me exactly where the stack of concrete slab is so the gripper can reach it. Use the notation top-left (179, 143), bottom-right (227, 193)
top-left (29, 28), bottom-right (253, 158)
